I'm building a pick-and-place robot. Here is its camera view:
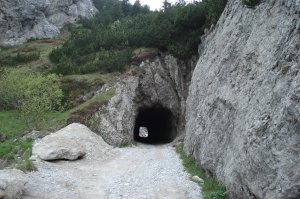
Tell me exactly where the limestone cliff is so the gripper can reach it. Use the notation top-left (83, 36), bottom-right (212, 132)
top-left (0, 0), bottom-right (97, 46)
top-left (91, 54), bottom-right (195, 146)
top-left (184, 0), bottom-right (300, 198)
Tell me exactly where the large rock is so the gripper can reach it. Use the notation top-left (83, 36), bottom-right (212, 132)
top-left (0, 0), bottom-right (97, 46)
top-left (32, 123), bottom-right (112, 161)
top-left (0, 169), bottom-right (27, 199)
top-left (33, 136), bottom-right (86, 161)
top-left (91, 54), bottom-right (196, 146)
top-left (184, 0), bottom-right (300, 198)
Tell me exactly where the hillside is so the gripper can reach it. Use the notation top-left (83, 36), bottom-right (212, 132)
top-left (0, 0), bottom-right (299, 199)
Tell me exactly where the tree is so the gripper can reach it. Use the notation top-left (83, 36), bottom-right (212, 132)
top-left (132, 0), bottom-right (142, 15)
top-left (110, 1), bottom-right (124, 21)
top-left (176, 0), bottom-right (186, 5)
top-left (162, 0), bottom-right (172, 11)
top-left (121, 0), bottom-right (131, 15)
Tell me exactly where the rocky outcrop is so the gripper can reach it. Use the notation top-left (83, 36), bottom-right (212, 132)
top-left (184, 0), bottom-right (300, 198)
top-left (0, 0), bottom-right (97, 46)
top-left (0, 169), bottom-right (27, 199)
top-left (91, 54), bottom-right (195, 146)
top-left (32, 123), bottom-right (112, 161)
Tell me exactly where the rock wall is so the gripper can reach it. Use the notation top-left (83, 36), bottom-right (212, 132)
top-left (0, 0), bottom-right (97, 46)
top-left (184, 0), bottom-right (300, 198)
top-left (92, 54), bottom-right (195, 146)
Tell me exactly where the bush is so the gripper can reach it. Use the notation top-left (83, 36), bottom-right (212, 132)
top-left (0, 52), bottom-right (40, 66)
top-left (241, 0), bottom-right (261, 8)
top-left (0, 68), bottom-right (63, 128)
top-left (51, 55), bottom-right (75, 75)
top-left (51, 48), bottom-right (132, 75)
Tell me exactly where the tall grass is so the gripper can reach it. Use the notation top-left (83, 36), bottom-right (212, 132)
top-left (176, 144), bottom-right (227, 199)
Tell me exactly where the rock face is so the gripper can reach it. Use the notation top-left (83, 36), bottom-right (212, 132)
top-left (0, 169), bottom-right (27, 199)
top-left (32, 123), bottom-right (112, 161)
top-left (184, 0), bottom-right (300, 199)
top-left (91, 54), bottom-right (195, 146)
top-left (0, 0), bottom-right (97, 46)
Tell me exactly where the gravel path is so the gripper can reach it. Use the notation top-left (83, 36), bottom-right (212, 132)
top-left (23, 144), bottom-right (202, 199)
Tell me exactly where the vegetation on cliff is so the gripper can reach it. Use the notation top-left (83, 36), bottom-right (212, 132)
top-left (241, 0), bottom-right (261, 8)
top-left (50, 0), bottom-right (227, 75)
top-left (176, 144), bottom-right (227, 199)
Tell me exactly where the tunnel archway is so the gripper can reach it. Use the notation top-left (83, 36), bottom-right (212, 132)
top-left (134, 104), bottom-right (176, 144)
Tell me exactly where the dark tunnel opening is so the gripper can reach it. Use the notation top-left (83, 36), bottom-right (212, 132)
top-left (134, 105), bottom-right (176, 144)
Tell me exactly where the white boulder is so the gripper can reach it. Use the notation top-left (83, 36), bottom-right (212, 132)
top-left (32, 123), bottom-right (112, 161)
top-left (0, 169), bottom-right (27, 199)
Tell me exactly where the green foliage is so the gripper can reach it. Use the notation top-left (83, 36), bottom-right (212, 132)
top-left (0, 68), bottom-right (63, 128)
top-left (60, 75), bottom-right (105, 109)
top-left (0, 111), bottom-right (26, 141)
top-left (0, 137), bottom-right (35, 171)
top-left (51, 48), bottom-right (131, 75)
top-left (49, 0), bottom-right (227, 75)
top-left (0, 52), bottom-right (40, 66)
top-left (202, 0), bottom-right (229, 25)
top-left (88, 0), bottom-right (150, 27)
top-left (241, 0), bottom-right (261, 8)
top-left (176, 144), bottom-right (227, 199)
top-left (16, 147), bottom-right (36, 172)
top-left (51, 55), bottom-right (75, 75)
top-left (0, 139), bottom-right (32, 160)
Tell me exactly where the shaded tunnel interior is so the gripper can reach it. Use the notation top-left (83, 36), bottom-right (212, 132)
top-left (134, 105), bottom-right (176, 144)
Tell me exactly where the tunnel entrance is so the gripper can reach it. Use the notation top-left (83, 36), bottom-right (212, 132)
top-left (134, 105), bottom-right (176, 144)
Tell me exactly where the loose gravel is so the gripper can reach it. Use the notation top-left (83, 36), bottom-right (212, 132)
top-left (23, 144), bottom-right (202, 199)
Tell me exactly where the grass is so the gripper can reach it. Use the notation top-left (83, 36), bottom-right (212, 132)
top-left (71, 88), bottom-right (115, 112)
top-left (66, 88), bottom-right (115, 126)
top-left (0, 85), bottom-right (116, 170)
top-left (0, 35), bottom-right (120, 171)
top-left (15, 147), bottom-right (36, 172)
top-left (176, 144), bottom-right (227, 199)
top-left (0, 111), bottom-right (68, 170)
top-left (118, 140), bottom-right (138, 148)
top-left (0, 39), bottom-right (65, 71)
top-left (0, 138), bottom-right (34, 170)
top-left (64, 72), bottom-right (120, 82)
top-left (0, 111), bottom-right (26, 140)
top-left (61, 72), bottom-right (119, 109)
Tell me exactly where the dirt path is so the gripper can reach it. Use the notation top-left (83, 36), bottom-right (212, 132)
top-left (23, 144), bottom-right (202, 199)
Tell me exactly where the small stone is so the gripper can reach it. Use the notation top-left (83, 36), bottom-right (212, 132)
top-left (191, 176), bottom-right (204, 184)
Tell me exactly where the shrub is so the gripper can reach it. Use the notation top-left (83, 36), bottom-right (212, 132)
top-left (241, 0), bottom-right (261, 8)
top-left (0, 52), bottom-right (40, 66)
top-left (0, 68), bottom-right (63, 128)
top-left (51, 55), bottom-right (76, 75)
